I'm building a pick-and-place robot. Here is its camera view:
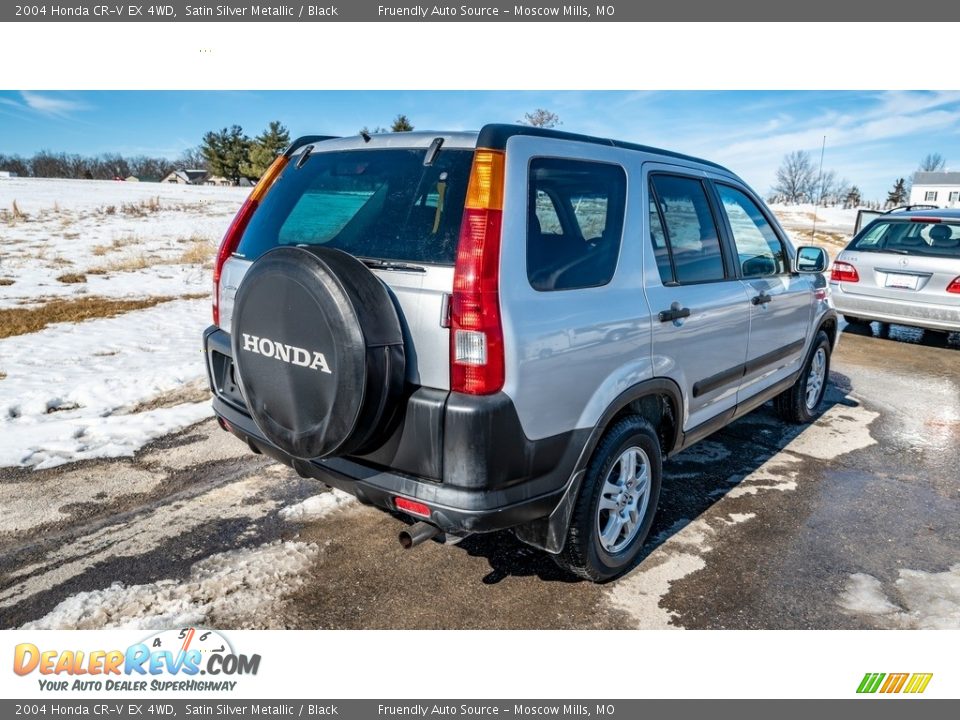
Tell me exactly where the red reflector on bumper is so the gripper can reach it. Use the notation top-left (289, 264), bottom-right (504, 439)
top-left (394, 497), bottom-right (431, 518)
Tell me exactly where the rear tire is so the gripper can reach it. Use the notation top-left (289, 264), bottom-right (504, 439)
top-left (775, 330), bottom-right (831, 424)
top-left (554, 415), bottom-right (662, 582)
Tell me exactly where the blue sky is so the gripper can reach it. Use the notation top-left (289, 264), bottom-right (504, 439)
top-left (1, 90), bottom-right (958, 200)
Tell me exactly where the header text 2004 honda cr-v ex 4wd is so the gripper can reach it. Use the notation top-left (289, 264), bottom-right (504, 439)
top-left (203, 124), bottom-right (837, 581)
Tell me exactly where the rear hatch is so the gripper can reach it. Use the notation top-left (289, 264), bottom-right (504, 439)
top-left (835, 217), bottom-right (960, 304)
top-left (218, 134), bottom-right (478, 391)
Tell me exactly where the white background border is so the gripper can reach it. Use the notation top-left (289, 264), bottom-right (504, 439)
top-left (1, 19), bottom-right (957, 702)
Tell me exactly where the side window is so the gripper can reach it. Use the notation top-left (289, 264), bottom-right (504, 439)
top-left (649, 175), bottom-right (726, 284)
top-left (527, 158), bottom-right (626, 292)
top-left (716, 184), bottom-right (787, 277)
top-left (648, 194), bottom-right (673, 284)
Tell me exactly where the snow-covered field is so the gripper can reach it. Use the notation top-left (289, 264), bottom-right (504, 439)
top-left (0, 178), bottom-right (247, 469)
top-left (0, 180), bottom-right (859, 471)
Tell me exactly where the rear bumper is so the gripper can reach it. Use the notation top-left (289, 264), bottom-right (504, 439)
top-left (832, 288), bottom-right (960, 331)
top-left (204, 326), bottom-right (584, 534)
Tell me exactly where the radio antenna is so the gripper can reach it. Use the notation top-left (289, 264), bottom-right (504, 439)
top-left (811, 135), bottom-right (826, 242)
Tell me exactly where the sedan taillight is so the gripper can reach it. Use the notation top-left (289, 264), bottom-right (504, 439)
top-left (947, 276), bottom-right (960, 294)
top-left (830, 261), bottom-right (860, 283)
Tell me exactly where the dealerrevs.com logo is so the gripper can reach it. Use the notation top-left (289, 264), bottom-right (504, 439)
top-left (13, 628), bottom-right (260, 692)
top-left (857, 672), bottom-right (933, 695)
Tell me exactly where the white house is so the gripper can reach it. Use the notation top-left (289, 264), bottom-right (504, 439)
top-left (910, 172), bottom-right (960, 208)
top-left (0, 171), bottom-right (17, 178)
top-left (160, 169), bottom-right (209, 185)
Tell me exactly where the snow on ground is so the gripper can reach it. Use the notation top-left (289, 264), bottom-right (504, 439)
top-left (21, 540), bottom-right (321, 630)
top-left (839, 565), bottom-right (960, 629)
top-left (0, 177), bottom-right (247, 308)
top-left (279, 489), bottom-right (356, 521)
top-left (0, 298), bottom-right (213, 469)
top-left (0, 178), bottom-right (245, 469)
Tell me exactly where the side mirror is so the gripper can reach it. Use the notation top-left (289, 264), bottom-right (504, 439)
top-left (795, 246), bottom-right (829, 274)
top-left (742, 255), bottom-right (777, 277)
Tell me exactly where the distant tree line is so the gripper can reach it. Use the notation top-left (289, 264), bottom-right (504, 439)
top-left (0, 151), bottom-right (185, 181)
top-left (2, 109), bottom-right (569, 183)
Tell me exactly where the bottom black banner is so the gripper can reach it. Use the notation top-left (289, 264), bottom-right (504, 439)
top-left (2, 700), bottom-right (956, 719)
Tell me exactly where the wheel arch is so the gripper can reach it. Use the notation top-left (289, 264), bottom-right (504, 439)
top-left (513, 377), bottom-right (682, 554)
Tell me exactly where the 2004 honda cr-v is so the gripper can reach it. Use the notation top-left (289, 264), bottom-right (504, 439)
top-left (203, 124), bottom-right (837, 581)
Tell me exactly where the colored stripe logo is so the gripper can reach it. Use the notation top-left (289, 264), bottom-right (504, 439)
top-left (857, 672), bottom-right (933, 694)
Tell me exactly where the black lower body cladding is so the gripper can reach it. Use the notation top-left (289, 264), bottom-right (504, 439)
top-left (229, 246), bottom-right (405, 460)
top-left (204, 326), bottom-right (583, 534)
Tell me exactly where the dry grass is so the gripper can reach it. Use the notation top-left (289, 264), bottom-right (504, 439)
top-left (56, 273), bottom-right (87, 284)
top-left (88, 253), bottom-right (153, 274)
top-left (0, 370), bottom-right (6, 380)
top-left (178, 241), bottom-right (213, 265)
top-left (0, 293), bottom-right (207, 339)
top-left (1, 200), bottom-right (29, 225)
top-left (120, 197), bottom-right (162, 217)
top-left (0, 278), bottom-right (14, 286)
top-left (92, 234), bottom-right (140, 256)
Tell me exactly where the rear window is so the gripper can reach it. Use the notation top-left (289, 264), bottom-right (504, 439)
top-left (851, 220), bottom-right (960, 258)
top-left (237, 147), bottom-right (474, 265)
top-left (527, 158), bottom-right (626, 291)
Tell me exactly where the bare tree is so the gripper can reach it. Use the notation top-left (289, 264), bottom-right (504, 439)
top-left (772, 150), bottom-right (816, 204)
top-left (177, 146), bottom-right (208, 171)
top-left (520, 109), bottom-right (562, 128)
top-left (919, 153), bottom-right (946, 172)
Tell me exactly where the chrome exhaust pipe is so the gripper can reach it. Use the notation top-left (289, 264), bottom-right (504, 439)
top-left (399, 521), bottom-right (442, 549)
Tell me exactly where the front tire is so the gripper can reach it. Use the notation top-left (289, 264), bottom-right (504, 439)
top-left (554, 415), bottom-right (662, 582)
top-left (775, 330), bottom-right (831, 424)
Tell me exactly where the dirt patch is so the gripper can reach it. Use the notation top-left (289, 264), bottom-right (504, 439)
top-left (123, 379), bottom-right (212, 414)
top-left (0, 278), bottom-right (14, 286)
top-left (56, 273), bottom-right (87, 284)
top-left (0, 293), bottom-right (207, 339)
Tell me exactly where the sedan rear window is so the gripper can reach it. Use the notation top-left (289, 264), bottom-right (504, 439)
top-left (851, 220), bottom-right (960, 258)
top-left (237, 147), bottom-right (474, 265)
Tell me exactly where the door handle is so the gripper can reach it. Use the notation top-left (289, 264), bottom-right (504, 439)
top-left (658, 305), bottom-right (691, 322)
top-left (751, 292), bottom-right (772, 305)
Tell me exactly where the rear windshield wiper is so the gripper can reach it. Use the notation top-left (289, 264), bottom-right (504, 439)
top-left (359, 257), bottom-right (427, 273)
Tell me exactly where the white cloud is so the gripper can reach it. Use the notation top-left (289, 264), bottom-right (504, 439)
top-left (19, 91), bottom-right (89, 117)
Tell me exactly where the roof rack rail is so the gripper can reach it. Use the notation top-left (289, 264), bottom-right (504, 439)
top-left (283, 135), bottom-right (338, 158)
top-left (884, 204), bottom-right (939, 214)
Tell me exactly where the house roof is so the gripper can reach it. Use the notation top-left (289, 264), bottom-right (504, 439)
top-left (913, 171), bottom-right (960, 186)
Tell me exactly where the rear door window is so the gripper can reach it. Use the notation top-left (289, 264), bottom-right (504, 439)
top-left (526, 158), bottom-right (627, 291)
top-left (649, 175), bottom-right (726, 284)
top-left (237, 147), bottom-right (474, 265)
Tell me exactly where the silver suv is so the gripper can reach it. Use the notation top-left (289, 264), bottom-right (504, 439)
top-left (203, 125), bottom-right (837, 581)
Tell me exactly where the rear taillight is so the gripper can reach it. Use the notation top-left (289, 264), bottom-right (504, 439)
top-left (948, 277), bottom-right (960, 294)
top-left (212, 154), bottom-right (288, 325)
top-left (830, 261), bottom-right (860, 284)
top-left (450, 149), bottom-right (505, 395)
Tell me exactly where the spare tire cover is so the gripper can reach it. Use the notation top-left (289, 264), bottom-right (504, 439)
top-left (231, 246), bottom-right (405, 459)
